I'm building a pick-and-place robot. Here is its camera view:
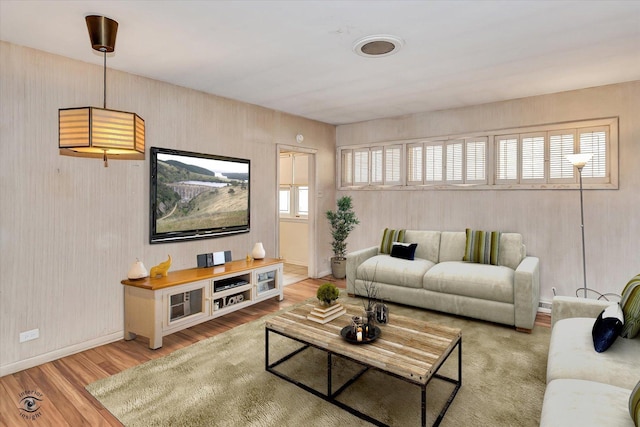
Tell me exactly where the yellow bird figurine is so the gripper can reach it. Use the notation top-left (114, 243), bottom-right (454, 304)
top-left (150, 255), bottom-right (172, 278)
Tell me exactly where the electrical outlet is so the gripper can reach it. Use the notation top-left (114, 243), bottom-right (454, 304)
top-left (19, 328), bottom-right (39, 343)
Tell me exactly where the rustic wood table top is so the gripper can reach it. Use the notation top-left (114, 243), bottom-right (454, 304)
top-left (266, 303), bottom-right (462, 385)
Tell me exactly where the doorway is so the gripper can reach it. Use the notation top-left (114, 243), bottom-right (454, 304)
top-left (277, 145), bottom-right (317, 285)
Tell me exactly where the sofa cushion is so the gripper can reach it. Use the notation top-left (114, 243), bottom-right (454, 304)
top-left (497, 233), bottom-right (525, 270)
top-left (438, 231), bottom-right (466, 262)
top-left (540, 379), bottom-right (635, 427)
top-left (592, 303), bottom-right (625, 353)
top-left (547, 317), bottom-right (640, 390)
top-left (423, 261), bottom-right (514, 304)
top-left (404, 230), bottom-right (441, 263)
top-left (463, 228), bottom-right (501, 265)
top-left (620, 273), bottom-right (640, 339)
top-left (357, 255), bottom-right (434, 289)
top-left (379, 228), bottom-right (406, 254)
top-left (390, 243), bottom-right (418, 260)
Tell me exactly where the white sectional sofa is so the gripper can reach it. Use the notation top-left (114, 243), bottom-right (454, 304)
top-left (346, 230), bottom-right (540, 331)
top-left (540, 296), bottom-right (640, 427)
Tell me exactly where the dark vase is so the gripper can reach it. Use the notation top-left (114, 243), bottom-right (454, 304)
top-left (365, 309), bottom-right (376, 327)
top-left (375, 302), bottom-right (389, 324)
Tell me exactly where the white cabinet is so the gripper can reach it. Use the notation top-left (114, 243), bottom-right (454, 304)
top-left (123, 259), bottom-right (283, 349)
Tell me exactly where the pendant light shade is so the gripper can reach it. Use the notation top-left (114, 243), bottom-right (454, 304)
top-left (59, 15), bottom-right (145, 166)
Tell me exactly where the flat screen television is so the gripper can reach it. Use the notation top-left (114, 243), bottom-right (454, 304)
top-left (150, 147), bottom-right (250, 243)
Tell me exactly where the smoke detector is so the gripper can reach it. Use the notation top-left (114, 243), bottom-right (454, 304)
top-left (353, 35), bottom-right (404, 58)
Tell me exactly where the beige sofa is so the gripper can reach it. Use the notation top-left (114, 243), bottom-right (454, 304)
top-left (540, 296), bottom-right (640, 426)
top-left (346, 230), bottom-right (540, 331)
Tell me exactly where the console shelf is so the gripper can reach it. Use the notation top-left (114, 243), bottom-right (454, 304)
top-left (122, 258), bottom-right (283, 349)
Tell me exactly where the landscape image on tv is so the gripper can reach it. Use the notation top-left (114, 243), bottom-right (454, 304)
top-left (150, 147), bottom-right (250, 243)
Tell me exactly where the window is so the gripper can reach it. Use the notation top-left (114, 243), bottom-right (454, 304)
top-left (340, 145), bottom-right (403, 186)
top-left (280, 153), bottom-right (309, 218)
top-left (279, 188), bottom-right (290, 215)
top-left (338, 117), bottom-right (616, 190)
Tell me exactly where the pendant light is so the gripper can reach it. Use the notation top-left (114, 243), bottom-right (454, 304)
top-left (59, 15), bottom-right (144, 167)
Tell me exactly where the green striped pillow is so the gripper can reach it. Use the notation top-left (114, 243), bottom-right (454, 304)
top-left (631, 379), bottom-right (640, 427)
top-left (463, 228), bottom-right (501, 266)
top-left (380, 228), bottom-right (406, 254)
top-left (620, 274), bottom-right (640, 339)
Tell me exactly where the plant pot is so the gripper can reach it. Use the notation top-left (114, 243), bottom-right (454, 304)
top-left (331, 257), bottom-right (346, 279)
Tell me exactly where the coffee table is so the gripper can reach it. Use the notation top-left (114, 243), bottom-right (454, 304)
top-left (265, 303), bottom-right (462, 427)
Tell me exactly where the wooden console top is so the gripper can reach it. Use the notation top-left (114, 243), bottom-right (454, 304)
top-left (121, 258), bottom-right (282, 291)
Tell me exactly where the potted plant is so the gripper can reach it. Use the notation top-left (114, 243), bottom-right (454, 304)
top-left (316, 282), bottom-right (340, 306)
top-left (325, 196), bottom-right (359, 279)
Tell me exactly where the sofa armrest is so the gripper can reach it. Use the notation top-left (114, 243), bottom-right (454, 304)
top-left (346, 246), bottom-right (378, 293)
top-left (514, 256), bottom-right (540, 330)
top-left (551, 296), bottom-right (610, 327)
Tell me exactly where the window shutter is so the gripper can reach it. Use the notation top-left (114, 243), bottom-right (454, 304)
top-left (354, 149), bottom-right (369, 185)
top-left (385, 145), bottom-right (402, 185)
top-left (521, 134), bottom-right (545, 182)
top-left (407, 143), bottom-right (423, 184)
top-left (465, 138), bottom-right (486, 183)
top-left (549, 132), bottom-right (575, 181)
top-left (446, 141), bottom-right (463, 183)
top-left (579, 128), bottom-right (607, 178)
top-left (496, 135), bottom-right (518, 182)
top-left (370, 148), bottom-right (383, 184)
top-left (425, 143), bottom-right (443, 183)
top-left (340, 150), bottom-right (353, 186)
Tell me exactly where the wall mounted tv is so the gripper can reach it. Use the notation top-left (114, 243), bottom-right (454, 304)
top-left (150, 147), bottom-right (250, 243)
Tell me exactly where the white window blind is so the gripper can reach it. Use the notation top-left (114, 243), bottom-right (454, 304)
top-left (354, 149), bottom-right (369, 185)
top-left (496, 136), bottom-right (518, 182)
top-left (407, 144), bottom-right (423, 184)
top-left (466, 138), bottom-right (486, 183)
top-left (371, 148), bottom-right (383, 184)
top-left (425, 143), bottom-right (443, 183)
top-left (446, 141), bottom-right (463, 183)
top-left (579, 128), bottom-right (607, 178)
top-left (341, 150), bottom-right (353, 186)
top-left (549, 132), bottom-right (575, 180)
top-left (521, 134), bottom-right (545, 181)
top-left (385, 145), bottom-right (402, 185)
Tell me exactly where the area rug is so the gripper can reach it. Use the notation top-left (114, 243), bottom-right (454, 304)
top-left (87, 297), bottom-right (550, 426)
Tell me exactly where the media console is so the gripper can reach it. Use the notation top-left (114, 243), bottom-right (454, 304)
top-left (121, 258), bottom-right (283, 349)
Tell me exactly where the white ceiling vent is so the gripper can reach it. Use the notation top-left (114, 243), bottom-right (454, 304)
top-left (353, 35), bottom-right (405, 58)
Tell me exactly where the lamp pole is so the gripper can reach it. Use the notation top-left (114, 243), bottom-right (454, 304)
top-left (566, 153), bottom-right (592, 298)
top-left (576, 165), bottom-right (587, 298)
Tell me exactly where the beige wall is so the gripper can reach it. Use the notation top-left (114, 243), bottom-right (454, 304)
top-left (337, 81), bottom-right (640, 304)
top-left (0, 42), bottom-right (336, 375)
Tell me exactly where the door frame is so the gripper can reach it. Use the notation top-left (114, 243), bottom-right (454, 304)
top-left (276, 144), bottom-right (318, 279)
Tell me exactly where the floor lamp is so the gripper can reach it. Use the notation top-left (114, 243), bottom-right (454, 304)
top-left (566, 153), bottom-right (593, 298)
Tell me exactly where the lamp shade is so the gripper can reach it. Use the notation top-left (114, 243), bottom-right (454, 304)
top-left (566, 153), bottom-right (593, 169)
top-left (59, 107), bottom-right (145, 160)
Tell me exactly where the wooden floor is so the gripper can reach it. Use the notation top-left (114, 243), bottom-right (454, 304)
top-left (0, 277), bottom-right (550, 426)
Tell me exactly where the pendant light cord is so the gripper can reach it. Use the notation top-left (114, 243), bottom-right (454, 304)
top-left (103, 50), bottom-right (107, 109)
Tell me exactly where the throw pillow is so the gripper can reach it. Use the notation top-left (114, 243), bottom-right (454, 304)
top-left (380, 228), bottom-right (406, 254)
top-left (620, 273), bottom-right (640, 339)
top-left (591, 303), bottom-right (624, 352)
top-left (630, 379), bottom-right (640, 427)
top-left (390, 243), bottom-right (418, 260)
top-left (463, 228), bottom-right (501, 265)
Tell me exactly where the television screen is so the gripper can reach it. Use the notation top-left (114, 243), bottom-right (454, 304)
top-left (150, 147), bottom-right (250, 243)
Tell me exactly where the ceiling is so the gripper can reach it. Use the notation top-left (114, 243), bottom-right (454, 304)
top-left (1, 1), bottom-right (639, 125)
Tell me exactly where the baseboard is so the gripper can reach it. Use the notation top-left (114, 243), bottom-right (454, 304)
top-left (0, 331), bottom-right (123, 377)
